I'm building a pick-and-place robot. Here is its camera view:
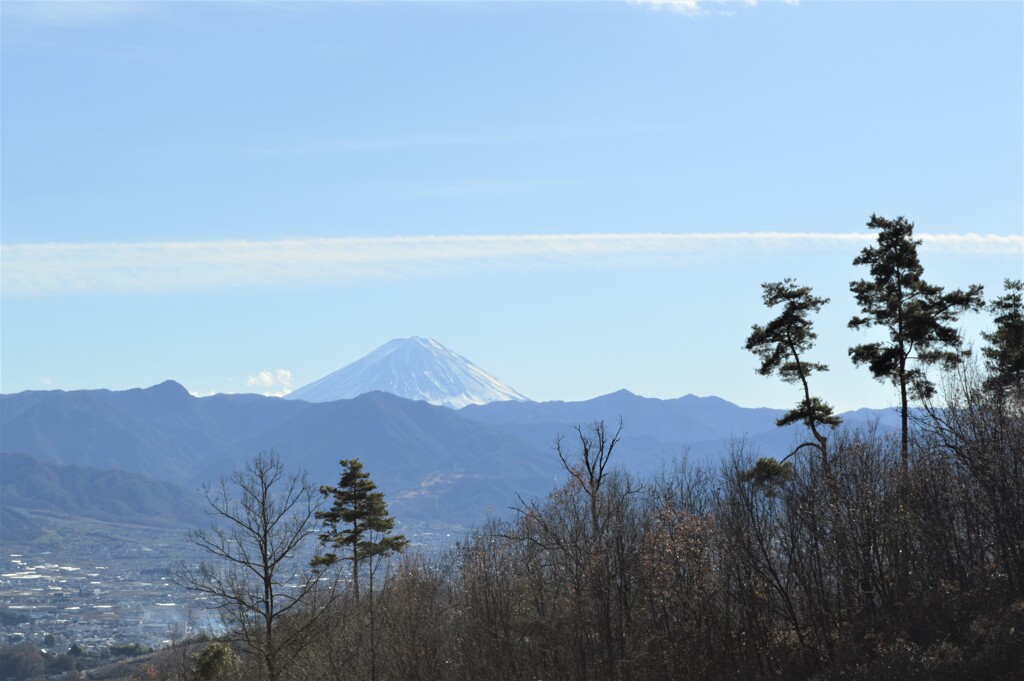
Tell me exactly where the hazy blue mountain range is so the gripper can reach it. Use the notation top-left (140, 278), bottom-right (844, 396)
top-left (0, 381), bottom-right (900, 531)
top-left (0, 452), bottom-right (207, 534)
top-left (460, 389), bottom-right (901, 475)
top-left (0, 380), bottom-right (309, 482)
top-left (1, 384), bottom-right (552, 528)
top-left (287, 337), bottom-right (530, 408)
top-left (207, 391), bottom-right (556, 526)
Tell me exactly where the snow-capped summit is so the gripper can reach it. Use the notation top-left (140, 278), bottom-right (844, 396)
top-left (285, 337), bottom-right (530, 409)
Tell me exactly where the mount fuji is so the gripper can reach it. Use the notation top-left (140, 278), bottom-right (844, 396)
top-left (285, 337), bottom-right (530, 409)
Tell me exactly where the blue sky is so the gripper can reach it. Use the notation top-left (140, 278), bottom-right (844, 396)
top-left (2, 0), bottom-right (1021, 411)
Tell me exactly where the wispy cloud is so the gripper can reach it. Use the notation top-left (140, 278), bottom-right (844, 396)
top-left (629, 0), bottom-right (798, 16)
top-left (629, 0), bottom-right (702, 16)
top-left (1, 1), bottom-right (155, 28)
top-left (2, 232), bottom-right (1019, 296)
top-left (247, 369), bottom-right (293, 397)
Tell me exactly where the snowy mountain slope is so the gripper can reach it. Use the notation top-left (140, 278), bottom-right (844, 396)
top-left (285, 337), bottom-right (530, 408)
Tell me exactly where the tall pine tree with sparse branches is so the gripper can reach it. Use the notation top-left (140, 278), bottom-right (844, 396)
top-left (745, 279), bottom-right (840, 472)
top-left (848, 214), bottom-right (984, 466)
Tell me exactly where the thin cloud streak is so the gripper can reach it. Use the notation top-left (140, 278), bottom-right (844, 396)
top-left (2, 232), bottom-right (1020, 296)
top-left (2, 1), bottom-right (154, 28)
top-left (630, 0), bottom-right (702, 15)
top-left (628, 0), bottom-right (799, 17)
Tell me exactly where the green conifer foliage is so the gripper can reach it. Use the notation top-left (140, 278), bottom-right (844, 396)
top-left (745, 279), bottom-right (840, 465)
top-left (312, 459), bottom-right (408, 598)
top-left (848, 214), bottom-right (984, 464)
top-left (981, 278), bottom-right (1024, 400)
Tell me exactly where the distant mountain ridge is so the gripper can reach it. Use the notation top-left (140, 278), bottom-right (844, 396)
top-left (0, 452), bottom-right (207, 531)
top-left (459, 389), bottom-right (900, 475)
top-left (1, 381), bottom-right (899, 530)
top-left (286, 337), bottom-right (529, 408)
top-left (1, 383), bottom-right (552, 528)
top-left (0, 380), bottom-right (309, 482)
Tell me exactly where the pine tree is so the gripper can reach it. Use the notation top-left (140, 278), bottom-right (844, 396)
top-left (848, 214), bottom-right (984, 465)
top-left (312, 459), bottom-right (407, 598)
top-left (981, 278), bottom-right (1024, 400)
top-left (313, 459), bottom-right (406, 681)
top-left (745, 279), bottom-right (840, 470)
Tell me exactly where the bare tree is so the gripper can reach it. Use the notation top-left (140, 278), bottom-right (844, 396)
top-left (176, 452), bottom-right (331, 681)
top-left (556, 419), bottom-right (632, 680)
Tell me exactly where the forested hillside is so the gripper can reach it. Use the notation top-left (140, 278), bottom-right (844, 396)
top-left (129, 368), bottom-right (1022, 681)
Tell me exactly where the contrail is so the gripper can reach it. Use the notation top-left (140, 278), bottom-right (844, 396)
top-left (2, 231), bottom-right (1020, 295)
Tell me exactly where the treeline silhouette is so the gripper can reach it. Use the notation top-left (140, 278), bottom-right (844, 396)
top-left (144, 361), bottom-right (1023, 681)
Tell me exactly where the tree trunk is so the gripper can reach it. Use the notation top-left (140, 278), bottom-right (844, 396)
top-left (897, 359), bottom-right (910, 600)
top-left (369, 561), bottom-right (377, 681)
top-left (352, 521), bottom-right (360, 602)
top-left (900, 373), bottom-right (909, 470)
top-left (265, 565), bottom-right (276, 681)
